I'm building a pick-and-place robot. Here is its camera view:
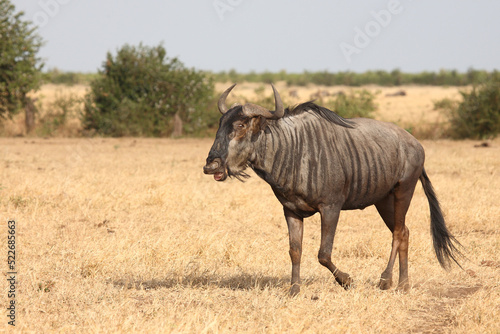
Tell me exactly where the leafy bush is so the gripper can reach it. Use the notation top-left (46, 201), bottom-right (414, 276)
top-left (435, 77), bottom-right (500, 139)
top-left (82, 44), bottom-right (214, 137)
top-left (37, 92), bottom-right (81, 137)
top-left (324, 90), bottom-right (377, 119)
top-left (433, 97), bottom-right (458, 111)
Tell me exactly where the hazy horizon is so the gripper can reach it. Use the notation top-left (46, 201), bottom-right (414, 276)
top-left (13, 0), bottom-right (500, 74)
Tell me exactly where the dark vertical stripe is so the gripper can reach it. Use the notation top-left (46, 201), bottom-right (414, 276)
top-left (287, 126), bottom-right (296, 188)
top-left (341, 131), bottom-right (353, 186)
top-left (345, 131), bottom-right (363, 202)
top-left (271, 127), bottom-right (286, 184)
top-left (366, 144), bottom-right (379, 196)
top-left (353, 145), bottom-right (364, 200)
top-left (301, 120), bottom-right (313, 196)
top-left (293, 125), bottom-right (303, 192)
top-left (377, 155), bottom-right (387, 188)
top-left (361, 146), bottom-right (371, 200)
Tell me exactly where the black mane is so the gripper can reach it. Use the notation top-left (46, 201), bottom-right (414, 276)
top-left (284, 101), bottom-right (355, 128)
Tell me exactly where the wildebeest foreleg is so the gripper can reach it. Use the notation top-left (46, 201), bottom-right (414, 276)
top-left (375, 193), bottom-right (396, 289)
top-left (284, 208), bottom-right (304, 296)
top-left (318, 205), bottom-right (353, 289)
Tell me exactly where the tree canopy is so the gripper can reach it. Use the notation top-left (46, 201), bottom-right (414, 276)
top-left (82, 43), bottom-right (215, 137)
top-left (0, 0), bottom-right (44, 118)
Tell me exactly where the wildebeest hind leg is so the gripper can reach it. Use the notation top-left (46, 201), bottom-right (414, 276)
top-left (376, 181), bottom-right (416, 291)
top-left (318, 205), bottom-right (353, 289)
top-left (284, 208), bottom-right (304, 296)
top-left (393, 179), bottom-right (418, 292)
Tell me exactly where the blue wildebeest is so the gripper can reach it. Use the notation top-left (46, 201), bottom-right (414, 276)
top-left (203, 84), bottom-right (462, 296)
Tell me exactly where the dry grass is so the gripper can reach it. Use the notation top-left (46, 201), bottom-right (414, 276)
top-left (0, 84), bottom-right (88, 137)
top-left (1, 134), bottom-right (499, 333)
top-left (2, 83), bottom-right (462, 139)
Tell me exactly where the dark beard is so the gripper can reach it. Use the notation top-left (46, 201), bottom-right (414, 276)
top-left (227, 165), bottom-right (250, 182)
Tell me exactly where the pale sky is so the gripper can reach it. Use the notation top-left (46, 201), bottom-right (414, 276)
top-left (12, 0), bottom-right (500, 73)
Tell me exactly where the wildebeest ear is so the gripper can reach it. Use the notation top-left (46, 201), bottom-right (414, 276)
top-left (250, 116), bottom-right (268, 135)
top-left (258, 116), bottom-right (268, 131)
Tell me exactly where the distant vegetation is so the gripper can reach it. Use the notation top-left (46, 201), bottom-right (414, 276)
top-left (324, 90), bottom-right (377, 119)
top-left (36, 91), bottom-right (81, 137)
top-left (43, 68), bottom-right (499, 87)
top-left (434, 75), bottom-right (500, 139)
top-left (9, 60), bottom-right (500, 139)
top-left (42, 69), bottom-right (99, 86)
top-left (208, 68), bottom-right (496, 87)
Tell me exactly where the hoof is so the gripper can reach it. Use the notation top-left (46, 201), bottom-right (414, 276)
top-left (335, 271), bottom-right (353, 289)
top-left (396, 281), bottom-right (410, 292)
top-left (289, 283), bottom-right (300, 297)
top-left (378, 277), bottom-right (393, 290)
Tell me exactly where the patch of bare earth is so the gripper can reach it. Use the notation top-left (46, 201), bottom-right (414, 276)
top-left (410, 284), bottom-right (482, 333)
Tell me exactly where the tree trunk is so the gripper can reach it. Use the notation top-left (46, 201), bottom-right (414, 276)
top-left (25, 97), bottom-right (37, 134)
top-left (172, 112), bottom-right (183, 137)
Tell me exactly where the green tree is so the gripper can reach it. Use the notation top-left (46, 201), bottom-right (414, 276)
top-left (0, 0), bottom-right (44, 119)
top-left (82, 43), bottom-right (215, 137)
top-left (448, 76), bottom-right (500, 139)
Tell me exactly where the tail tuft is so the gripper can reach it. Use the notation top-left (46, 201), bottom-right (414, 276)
top-left (420, 168), bottom-right (464, 269)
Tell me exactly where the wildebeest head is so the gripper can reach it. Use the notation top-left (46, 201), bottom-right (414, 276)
top-left (203, 84), bottom-right (284, 181)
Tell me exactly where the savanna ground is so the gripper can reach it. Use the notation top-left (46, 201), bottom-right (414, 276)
top-left (1, 84), bottom-right (499, 333)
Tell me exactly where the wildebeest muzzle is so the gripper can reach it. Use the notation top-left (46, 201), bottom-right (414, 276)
top-left (203, 157), bottom-right (227, 181)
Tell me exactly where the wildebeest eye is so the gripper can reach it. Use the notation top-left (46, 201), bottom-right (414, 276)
top-left (234, 123), bottom-right (245, 129)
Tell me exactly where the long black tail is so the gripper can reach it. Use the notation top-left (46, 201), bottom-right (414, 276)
top-left (419, 168), bottom-right (463, 269)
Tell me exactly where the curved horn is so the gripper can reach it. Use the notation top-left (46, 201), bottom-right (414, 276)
top-left (218, 83), bottom-right (237, 114)
top-left (271, 84), bottom-right (284, 119)
top-left (242, 84), bottom-right (285, 120)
